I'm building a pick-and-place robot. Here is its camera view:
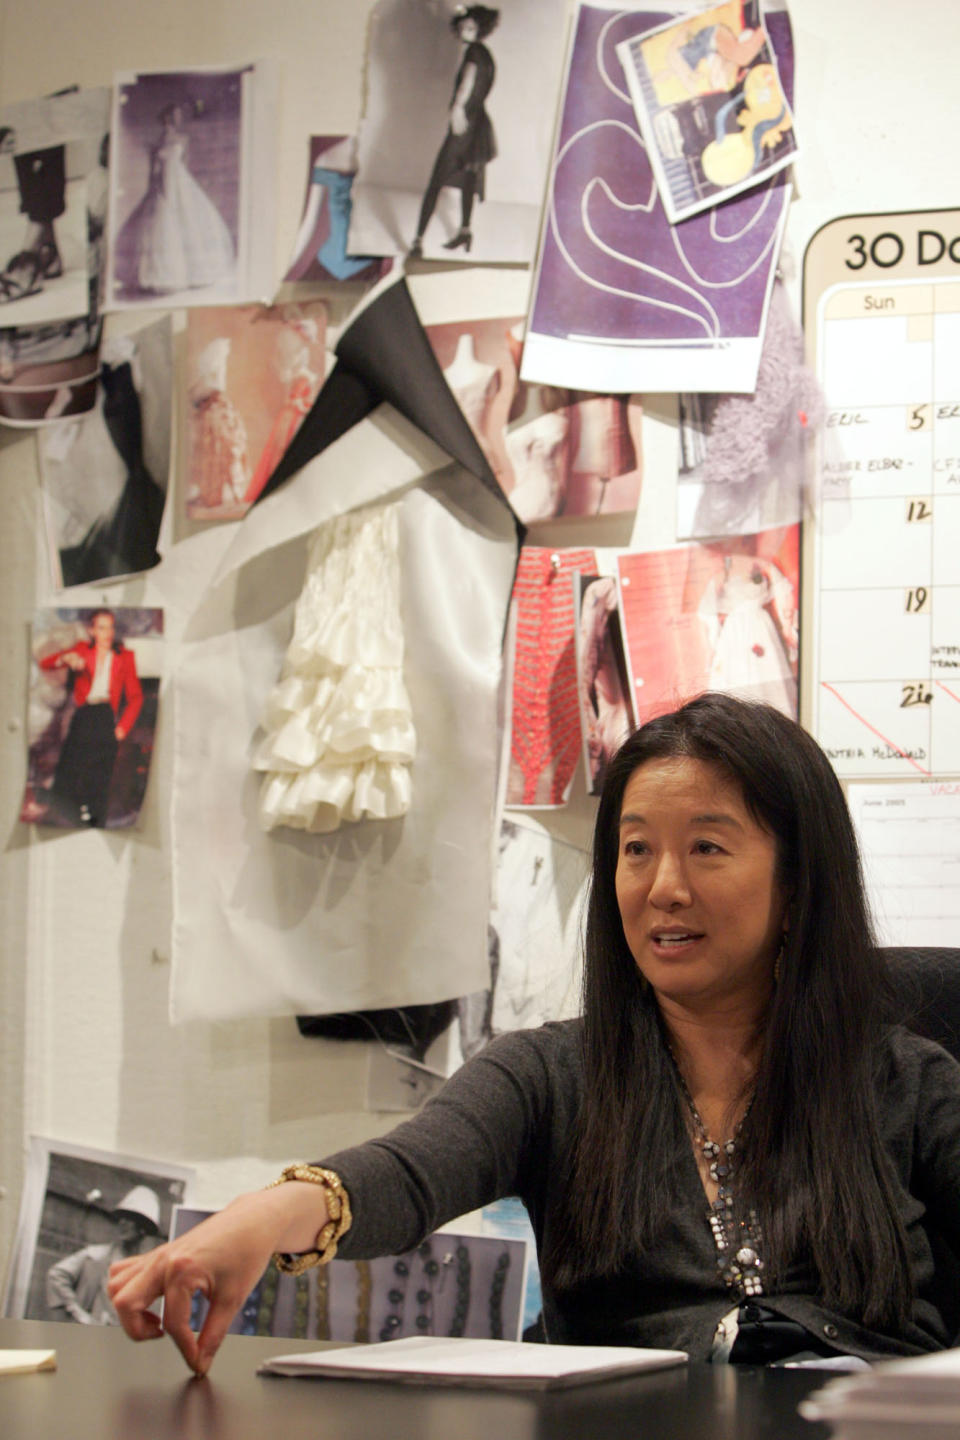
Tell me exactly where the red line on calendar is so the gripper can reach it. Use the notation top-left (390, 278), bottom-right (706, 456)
top-left (820, 682), bottom-right (932, 777)
top-left (935, 680), bottom-right (960, 705)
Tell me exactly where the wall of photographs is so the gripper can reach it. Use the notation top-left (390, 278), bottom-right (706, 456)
top-left (1, 0), bottom-right (959, 1288)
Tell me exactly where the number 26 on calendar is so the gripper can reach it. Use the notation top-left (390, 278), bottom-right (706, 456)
top-left (901, 683), bottom-right (933, 708)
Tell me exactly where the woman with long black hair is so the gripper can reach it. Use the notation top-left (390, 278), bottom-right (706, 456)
top-left (409, 6), bottom-right (499, 257)
top-left (109, 693), bottom-right (960, 1373)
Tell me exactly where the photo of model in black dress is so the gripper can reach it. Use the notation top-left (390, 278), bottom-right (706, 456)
top-left (409, 6), bottom-right (499, 257)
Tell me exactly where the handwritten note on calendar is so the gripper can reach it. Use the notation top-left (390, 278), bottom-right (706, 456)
top-left (804, 211), bottom-right (960, 778)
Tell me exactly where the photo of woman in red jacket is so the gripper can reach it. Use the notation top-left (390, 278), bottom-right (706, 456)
top-left (25, 608), bottom-right (158, 829)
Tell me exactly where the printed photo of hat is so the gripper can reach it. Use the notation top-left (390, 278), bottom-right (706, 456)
top-left (113, 1185), bottom-right (161, 1235)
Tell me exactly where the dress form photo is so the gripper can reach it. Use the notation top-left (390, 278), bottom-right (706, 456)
top-left (443, 332), bottom-right (499, 432)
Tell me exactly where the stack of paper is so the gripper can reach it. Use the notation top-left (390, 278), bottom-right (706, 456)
top-left (258, 1335), bottom-right (687, 1390)
top-left (0, 1349), bottom-right (56, 1376)
top-left (800, 1348), bottom-right (960, 1439)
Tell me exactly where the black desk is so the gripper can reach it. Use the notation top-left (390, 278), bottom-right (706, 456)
top-left (0, 1318), bottom-right (829, 1440)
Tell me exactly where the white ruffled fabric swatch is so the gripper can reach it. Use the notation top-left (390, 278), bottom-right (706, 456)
top-left (252, 501), bottom-right (415, 832)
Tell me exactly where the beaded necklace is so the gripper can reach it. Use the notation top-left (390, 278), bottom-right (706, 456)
top-left (671, 1060), bottom-right (765, 1299)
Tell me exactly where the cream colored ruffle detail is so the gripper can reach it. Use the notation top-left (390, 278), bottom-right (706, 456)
top-left (254, 502), bottom-right (415, 833)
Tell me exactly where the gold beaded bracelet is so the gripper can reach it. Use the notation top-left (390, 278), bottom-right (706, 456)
top-left (267, 1163), bottom-right (352, 1275)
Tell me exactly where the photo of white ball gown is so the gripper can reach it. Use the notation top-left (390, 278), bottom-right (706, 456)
top-left (115, 104), bottom-right (235, 297)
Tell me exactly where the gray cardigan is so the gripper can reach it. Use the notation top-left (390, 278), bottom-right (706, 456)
top-left (323, 1019), bottom-right (960, 1362)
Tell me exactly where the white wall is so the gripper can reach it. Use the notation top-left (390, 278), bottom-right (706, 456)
top-left (2, 0), bottom-right (960, 1270)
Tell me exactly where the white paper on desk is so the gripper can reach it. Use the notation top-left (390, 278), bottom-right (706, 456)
top-left (0, 1349), bottom-right (57, 1376)
top-left (800, 1346), bottom-right (960, 1430)
top-left (258, 1335), bottom-right (687, 1389)
top-left (847, 782), bottom-right (960, 947)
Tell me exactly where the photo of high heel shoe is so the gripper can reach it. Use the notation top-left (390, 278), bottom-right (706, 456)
top-left (0, 236), bottom-right (64, 306)
top-left (0, 100), bottom-right (99, 328)
top-left (35, 239), bottom-right (63, 279)
top-left (0, 250), bottom-right (44, 304)
top-left (441, 229), bottom-right (472, 252)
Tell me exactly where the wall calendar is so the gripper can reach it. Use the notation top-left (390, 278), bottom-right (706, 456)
top-left (804, 209), bottom-right (960, 778)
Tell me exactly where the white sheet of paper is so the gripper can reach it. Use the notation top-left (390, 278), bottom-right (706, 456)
top-left (800, 1345), bottom-right (960, 1426)
top-left (168, 405), bottom-right (520, 1022)
top-left (258, 1334), bottom-right (687, 1388)
top-left (848, 781), bottom-right (960, 946)
top-left (0, 1349), bottom-right (57, 1376)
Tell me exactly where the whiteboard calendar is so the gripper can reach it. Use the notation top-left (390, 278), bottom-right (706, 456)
top-left (804, 210), bottom-right (960, 779)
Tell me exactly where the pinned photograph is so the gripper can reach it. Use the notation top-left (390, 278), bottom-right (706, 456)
top-left (106, 64), bottom-right (277, 309)
top-left (675, 279), bottom-right (820, 538)
top-left (283, 136), bottom-right (392, 286)
top-left (505, 546), bottom-right (598, 808)
top-left (184, 302), bottom-right (327, 519)
top-left (0, 311), bottom-right (102, 426)
top-left (506, 385), bottom-right (642, 524)
top-left (21, 606), bottom-right (164, 830)
top-left (350, 0), bottom-right (569, 264)
top-left (574, 573), bottom-right (634, 796)
top-left (617, 524), bottom-right (799, 727)
top-left (0, 89), bottom-right (110, 427)
top-left (0, 87), bottom-right (110, 426)
top-left (0, 87), bottom-right (110, 329)
top-left (3, 1137), bottom-right (193, 1323)
top-left (173, 1208), bottom-right (527, 1344)
top-left (616, 1), bottom-right (797, 224)
top-left (39, 317), bottom-right (171, 585)
top-left (425, 315), bottom-right (643, 523)
top-left (522, 2), bottom-right (793, 394)
top-left (457, 816), bottom-right (587, 1064)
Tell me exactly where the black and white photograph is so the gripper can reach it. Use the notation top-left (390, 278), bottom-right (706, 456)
top-left (39, 317), bottom-right (172, 586)
top-left (0, 86), bottom-right (111, 334)
top-left (173, 1207), bottom-right (527, 1344)
top-left (447, 817), bottom-right (588, 1078)
top-left (365, 814), bottom-right (588, 1108)
top-left (0, 88), bottom-right (110, 427)
top-left (3, 1138), bottom-right (193, 1324)
top-left (21, 606), bottom-right (164, 830)
top-left (105, 64), bottom-right (278, 310)
top-left (471, 816), bottom-right (587, 1047)
top-left (0, 312), bottom-right (102, 427)
top-left (366, 1029), bottom-right (453, 1113)
top-left (349, 0), bottom-right (569, 263)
